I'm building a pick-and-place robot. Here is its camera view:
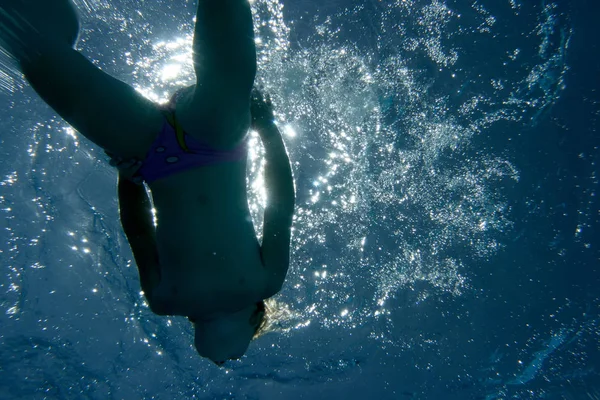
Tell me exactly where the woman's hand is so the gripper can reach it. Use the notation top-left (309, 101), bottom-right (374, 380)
top-left (251, 87), bottom-right (275, 129)
top-left (105, 151), bottom-right (143, 185)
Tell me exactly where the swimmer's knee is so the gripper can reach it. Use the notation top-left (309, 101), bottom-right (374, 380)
top-left (20, 0), bottom-right (81, 48)
top-left (43, 0), bottom-right (81, 48)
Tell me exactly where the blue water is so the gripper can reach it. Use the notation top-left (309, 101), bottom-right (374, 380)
top-left (0, 0), bottom-right (598, 399)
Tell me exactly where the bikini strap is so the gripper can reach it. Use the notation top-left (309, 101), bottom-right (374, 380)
top-left (161, 109), bottom-right (190, 153)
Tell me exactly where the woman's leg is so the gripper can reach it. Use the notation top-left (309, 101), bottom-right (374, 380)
top-left (176, 0), bottom-right (257, 149)
top-left (0, 1), bottom-right (163, 161)
top-left (0, 0), bottom-right (79, 61)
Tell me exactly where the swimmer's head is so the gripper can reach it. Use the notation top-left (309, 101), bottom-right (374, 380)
top-left (191, 301), bottom-right (266, 366)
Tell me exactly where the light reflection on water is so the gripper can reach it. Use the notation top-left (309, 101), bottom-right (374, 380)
top-left (0, 0), bottom-right (583, 398)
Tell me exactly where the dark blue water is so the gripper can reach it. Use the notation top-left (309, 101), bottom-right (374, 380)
top-left (0, 0), bottom-right (598, 399)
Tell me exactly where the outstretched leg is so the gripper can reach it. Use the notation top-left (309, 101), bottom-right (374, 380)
top-left (176, 0), bottom-right (257, 149)
top-left (0, 0), bottom-right (163, 161)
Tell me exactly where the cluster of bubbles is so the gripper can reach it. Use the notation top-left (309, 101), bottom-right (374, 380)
top-left (241, 0), bottom-right (569, 335)
top-left (0, 0), bottom-right (570, 344)
top-left (0, 0), bottom-right (580, 398)
top-left (55, 0), bottom-right (569, 336)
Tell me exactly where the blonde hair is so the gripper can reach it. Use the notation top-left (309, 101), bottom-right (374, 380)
top-left (252, 297), bottom-right (295, 340)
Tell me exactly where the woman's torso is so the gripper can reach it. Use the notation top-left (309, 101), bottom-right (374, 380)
top-left (145, 91), bottom-right (266, 319)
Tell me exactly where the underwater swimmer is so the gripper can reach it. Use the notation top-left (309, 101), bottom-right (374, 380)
top-left (0, 0), bottom-right (295, 365)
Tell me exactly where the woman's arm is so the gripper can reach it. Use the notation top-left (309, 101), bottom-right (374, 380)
top-left (256, 122), bottom-right (295, 296)
top-left (118, 176), bottom-right (154, 237)
top-left (251, 90), bottom-right (295, 214)
top-left (251, 90), bottom-right (295, 296)
top-left (259, 122), bottom-right (296, 214)
top-left (117, 175), bottom-right (161, 299)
